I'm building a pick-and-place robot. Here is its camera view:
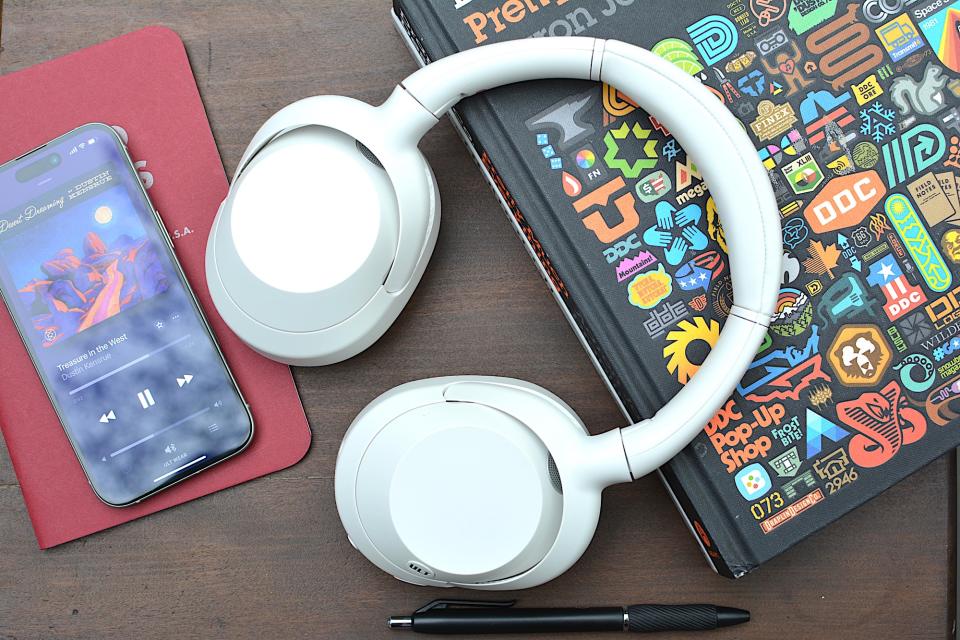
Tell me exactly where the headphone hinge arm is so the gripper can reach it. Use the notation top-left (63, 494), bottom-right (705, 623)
top-left (381, 85), bottom-right (441, 147)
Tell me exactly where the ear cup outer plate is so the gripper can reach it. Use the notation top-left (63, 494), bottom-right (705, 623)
top-left (354, 402), bottom-right (562, 583)
top-left (206, 94), bottom-right (440, 365)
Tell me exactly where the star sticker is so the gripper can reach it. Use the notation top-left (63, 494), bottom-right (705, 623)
top-left (878, 261), bottom-right (895, 281)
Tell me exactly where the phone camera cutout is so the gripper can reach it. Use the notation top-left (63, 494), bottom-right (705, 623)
top-left (15, 152), bottom-right (63, 182)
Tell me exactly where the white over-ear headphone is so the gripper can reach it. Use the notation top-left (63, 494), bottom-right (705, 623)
top-left (205, 37), bottom-right (782, 589)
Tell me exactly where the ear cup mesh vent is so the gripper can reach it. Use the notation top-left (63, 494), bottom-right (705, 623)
top-left (547, 454), bottom-right (563, 494)
top-left (355, 139), bottom-right (384, 169)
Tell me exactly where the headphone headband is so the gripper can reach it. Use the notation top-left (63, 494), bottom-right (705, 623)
top-left (401, 38), bottom-right (780, 477)
top-left (211, 35), bottom-right (780, 478)
top-left (598, 41), bottom-right (779, 476)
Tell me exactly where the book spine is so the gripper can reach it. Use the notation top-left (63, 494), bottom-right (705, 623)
top-left (658, 465), bottom-right (739, 578)
top-left (392, 1), bottom-right (748, 578)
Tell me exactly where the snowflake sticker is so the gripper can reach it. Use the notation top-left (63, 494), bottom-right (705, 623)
top-left (859, 101), bottom-right (897, 144)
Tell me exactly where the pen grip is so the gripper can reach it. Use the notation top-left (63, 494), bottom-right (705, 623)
top-left (627, 604), bottom-right (717, 632)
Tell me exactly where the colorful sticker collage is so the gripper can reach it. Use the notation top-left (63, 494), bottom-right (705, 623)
top-left (523, 0), bottom-right (960, 535)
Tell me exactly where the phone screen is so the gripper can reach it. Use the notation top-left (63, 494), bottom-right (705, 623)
top-left (0, 124), bottom-right (252, 506)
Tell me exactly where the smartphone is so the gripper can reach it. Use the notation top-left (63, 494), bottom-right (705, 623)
top-left (0, 123), bottom-right (253, 507)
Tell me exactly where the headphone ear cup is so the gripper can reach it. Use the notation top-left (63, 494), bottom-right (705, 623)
top-left (335, 376), bottom-right (633, 590)
top-left (335, 378), bottom-right (567, 587)
top-left (208, 126), bottom-right (399, 334)
top-left (205, 95), bottom-right (441, 365)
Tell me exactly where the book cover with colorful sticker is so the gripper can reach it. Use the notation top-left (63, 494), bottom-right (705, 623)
top-left (393, 0), bottom-right (960, 577)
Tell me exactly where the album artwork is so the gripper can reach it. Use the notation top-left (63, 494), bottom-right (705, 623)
top-left (1, 185), bottom-right (169, 347)
top-left (394, 0), bottom-right (960, 576)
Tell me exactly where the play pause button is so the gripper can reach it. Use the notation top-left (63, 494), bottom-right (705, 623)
top-left (99, 410), bottom-right (117, 424)
top-left (137, 389), bottom-right (156, 409)
top-left (176, 374), bottom-right (194, 388)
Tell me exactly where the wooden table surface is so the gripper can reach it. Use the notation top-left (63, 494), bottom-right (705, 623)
top-left (0, 2), bottom-right (955, 639)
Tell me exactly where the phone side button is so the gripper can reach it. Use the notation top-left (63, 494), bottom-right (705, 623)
top-left (154, 209), bottom-right (175, 249)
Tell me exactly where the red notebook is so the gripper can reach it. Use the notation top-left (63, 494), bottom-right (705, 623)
top-left (0, 27), bottom-right (312, 548)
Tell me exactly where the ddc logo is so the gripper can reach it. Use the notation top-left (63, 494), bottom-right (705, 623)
top-left (803, 170), bottom-right (885, 233)
top-left (603, 233), bottom-right (642, 263)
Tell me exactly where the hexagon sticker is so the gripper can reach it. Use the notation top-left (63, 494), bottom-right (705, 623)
top-left (827, 324), bottom-right (891, 387)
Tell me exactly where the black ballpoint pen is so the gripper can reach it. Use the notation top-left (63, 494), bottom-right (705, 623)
top-left (388, 599), bottom-right (750, 634)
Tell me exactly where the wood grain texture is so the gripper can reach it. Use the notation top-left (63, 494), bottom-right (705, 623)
top-left (0, 2), bottom-right (954, 639)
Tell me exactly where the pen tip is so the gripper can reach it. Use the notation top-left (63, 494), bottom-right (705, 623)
top-left (716, 606), bottom-right (750, 627)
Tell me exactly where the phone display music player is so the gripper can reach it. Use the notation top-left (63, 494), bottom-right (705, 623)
top-left (0, 123), bottom-right (253, 506)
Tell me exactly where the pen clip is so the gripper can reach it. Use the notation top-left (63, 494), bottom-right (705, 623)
top-left (414, 599), bottom-right (517, 614)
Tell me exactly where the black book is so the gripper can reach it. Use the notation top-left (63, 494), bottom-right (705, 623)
top-left (392, 0), bottom-right (960, 577)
